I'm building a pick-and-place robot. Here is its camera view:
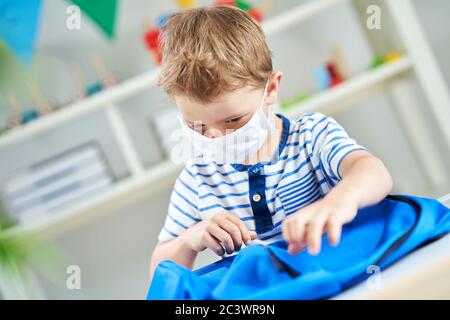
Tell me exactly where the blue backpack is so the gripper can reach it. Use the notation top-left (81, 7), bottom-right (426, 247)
top-left (147, 195), bottom-right (450, 300)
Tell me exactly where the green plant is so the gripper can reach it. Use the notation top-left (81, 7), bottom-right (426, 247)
top-left (0, 214), bottom-right (66, 299)
top-left (0, 219), bottom-right (35, 274)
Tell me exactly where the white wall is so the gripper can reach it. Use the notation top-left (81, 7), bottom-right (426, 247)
top-left (0, 0), bottom-right (449, 299)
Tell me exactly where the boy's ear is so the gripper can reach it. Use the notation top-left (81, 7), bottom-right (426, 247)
top-left (266, 71), bottom-right (283, 105)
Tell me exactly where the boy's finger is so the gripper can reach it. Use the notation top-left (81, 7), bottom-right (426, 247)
top-left (219, 219), bottom-right (243, 250)
top-left (288, 241), bottom-right (306, 254)
top-left (326, 216), bottom-right (342, 246)
top-left (281, 219), bottom-right (292, 243)
top-left (283, 217), bottom-right (303, 244)
top-left (225, 213), bottom-right (252, 244)
top-left (306, 212), bottom-right (328, 255)
top-left (204, 233), bottom-right (225, 256)
top-left (288, 210), bottom-right (311, 244)
top-left (209, 225), bottom-right (235, 254)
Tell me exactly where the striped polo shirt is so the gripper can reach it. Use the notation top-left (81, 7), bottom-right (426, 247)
top-left (158, 112), bottom-right (368, 245)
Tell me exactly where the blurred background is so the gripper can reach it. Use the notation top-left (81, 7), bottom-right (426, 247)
top-left (0, 0), bottom-right (449, 299)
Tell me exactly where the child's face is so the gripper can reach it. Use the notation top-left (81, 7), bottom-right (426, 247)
top-left (175, 72), bottom-right (281, 138)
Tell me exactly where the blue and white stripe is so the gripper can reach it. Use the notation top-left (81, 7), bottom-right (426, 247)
top-left (158, 112), bottom-right (369, 244)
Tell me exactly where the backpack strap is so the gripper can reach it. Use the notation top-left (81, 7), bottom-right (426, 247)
top-left (264, 195), bottom-right (424, 280)
top-left (373, 195), bottom-right (421, 266)
top-left (266, 246), bottom-right (300, 278)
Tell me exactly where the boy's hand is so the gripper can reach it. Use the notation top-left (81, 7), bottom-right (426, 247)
top-left (180, 212), bottom-right (257, 256)
top-left (282, 187), bottom-right (359, 255)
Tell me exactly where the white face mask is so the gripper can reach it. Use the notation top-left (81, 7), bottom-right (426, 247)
top-left (180, 80), bottom-right (275, 164)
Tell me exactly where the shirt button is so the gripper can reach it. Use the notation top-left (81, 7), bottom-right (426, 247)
top-left (251, 167), bottom-right (261, 174)
top-left (252, 193), bottom-right (262, 202)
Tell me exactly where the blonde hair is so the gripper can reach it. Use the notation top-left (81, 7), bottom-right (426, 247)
top-left (158, 6), bottom-right (273, 103)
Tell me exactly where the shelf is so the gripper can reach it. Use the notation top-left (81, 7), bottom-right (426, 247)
top-left (0, 0), bottom-right (348, 150)
top-left (0, 2), bottom-right (415, 240)
top-left (263, 0), bottom-right (348, 36)
top-left (0, 69), bottom-right (160, 150)
top-left (282, 56), bottom-right (413, 119)
top-left (0, 161), bottom-right (182, 239)
top-left (0, 57), bottom-right (413, 239)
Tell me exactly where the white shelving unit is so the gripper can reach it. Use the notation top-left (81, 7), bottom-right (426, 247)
top-left (0, 57), bottom-right (413, 240)
top-left (0, 160), bottom-right (182, 239)
top-left (282, 56), bottom-right (413, 118)
top-left (1, 0), bottom-right (449, 299)
top-left (0, 69), bottom-right (161, 150)
top-left (0, 0), bottom-right (353, 240)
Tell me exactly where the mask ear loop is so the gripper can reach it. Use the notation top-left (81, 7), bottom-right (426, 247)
top-left (260, 78), bottom-right (270, 110)
top-left (260, 77), bottom-right (276, 130)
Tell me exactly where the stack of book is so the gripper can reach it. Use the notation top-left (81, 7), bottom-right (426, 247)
top-left (1, 143), bottom-right (115, 224)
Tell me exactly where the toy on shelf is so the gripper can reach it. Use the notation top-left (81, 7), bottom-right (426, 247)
top-left (173, 0), bottom-right (197, 9)
top-left (1, 83), bottom-right (55, 132)
top-left (281, 92), bottom-right (311, 110)
top-left (213, 0), bottom-right (267, 23)
top-left (370, 51), bottom-right (401, 69)
top-left (67, 62), bottom-right (102, 99)
top-left (155, 13), bottom-right (173, 28)
top-left (4, 92), bottom-right (28, 127)
top-left (143, 1), bottom-right (272, 65)
top-left (69, 63), bottom-right (87, 101)
top-left (314, 62), bottom-right (343, 90)
top-left (91, 53), bottom-right (117, 88)
top-left (87, 53), bottom-right (118, 96)
top-left (144, 2), bottom-right (187, 65)
top-left (385, 51), bottom-right (401, 63)
top-left (144, 0), bottom-right (198, 65)
top-left (314, 65), bottom-right (331, 91)
top-left (370, 56), bottom-right (385, 69)
top-left (314, 47), bottom-right (349, 91)
top-left (85, 82), bottom-right (104, 97)
top-left (4, 92), bottom-right (23, 128)
top-left (28, 81), bottom-right (54, 116)
top-left (143, 8), bottom-right (181, 65)
top-left (67, 54), bottom-right (118, 100)
top-left (326, 62), bottom-right (343, 87)
top-left (330, 47), bottom-right (349, 80)
top-left (21, 110), bottom-right (39, 124)
top-left (144, 25), bottom-right (163, 65)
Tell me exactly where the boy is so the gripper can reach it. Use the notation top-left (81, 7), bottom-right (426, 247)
top-left (150, 6), bottom-right (392, 279)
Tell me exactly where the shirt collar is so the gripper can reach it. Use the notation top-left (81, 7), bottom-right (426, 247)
top-left (231, 113), bottom-right (291, 172)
